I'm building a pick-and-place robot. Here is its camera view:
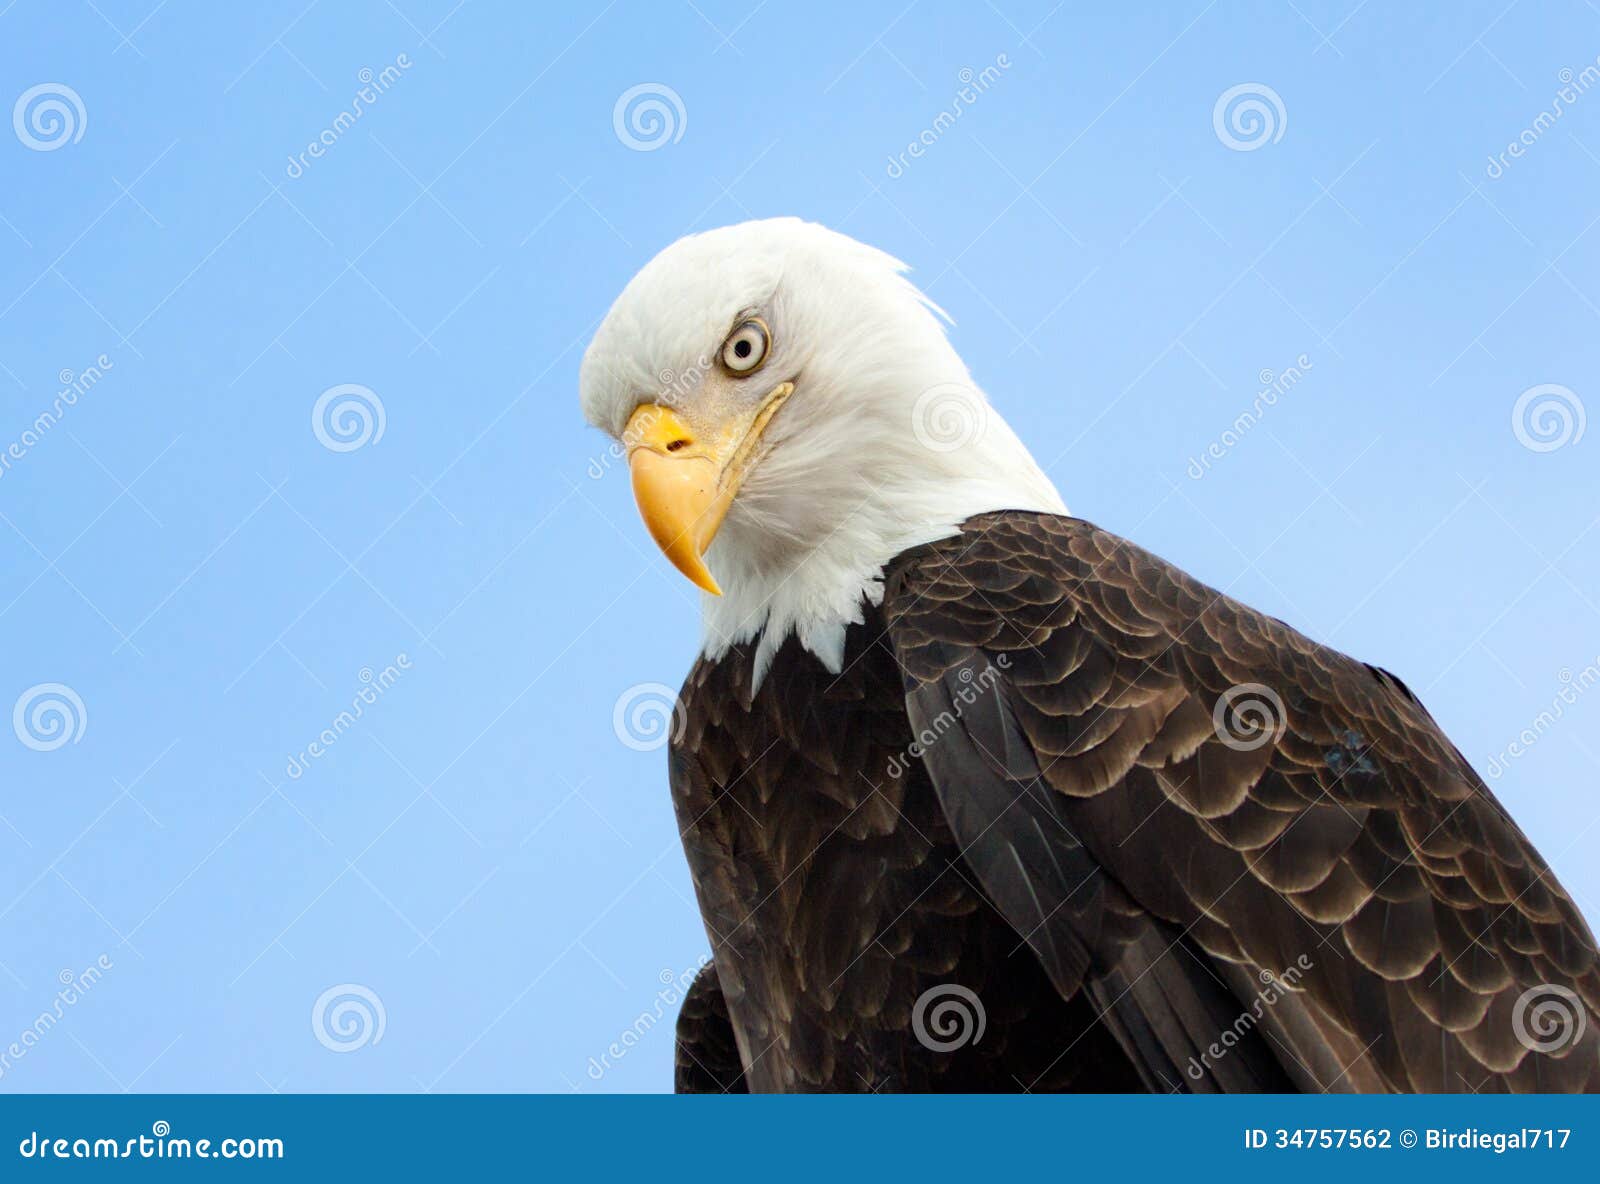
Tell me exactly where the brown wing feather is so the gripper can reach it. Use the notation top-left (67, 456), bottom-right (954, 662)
top-left (674, 962), bottom-right (748, 1093)
top-left (886, 512), bottom-right (1600, 1093)
top-left (670, 607), bottom-right (1147, 1091)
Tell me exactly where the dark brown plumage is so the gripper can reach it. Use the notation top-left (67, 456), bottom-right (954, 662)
top-left (670, 512), bottom-right (1600, 1092)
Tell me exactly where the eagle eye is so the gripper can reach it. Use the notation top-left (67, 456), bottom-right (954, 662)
top-left (721, 318), bottom-right (770, 375)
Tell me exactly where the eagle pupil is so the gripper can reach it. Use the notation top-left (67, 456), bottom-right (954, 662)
top-left (734, 340), bottom-right (752, 358)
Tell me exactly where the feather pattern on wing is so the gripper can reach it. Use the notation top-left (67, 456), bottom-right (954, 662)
top-left (880, 512), bottom-right (1600, 1093)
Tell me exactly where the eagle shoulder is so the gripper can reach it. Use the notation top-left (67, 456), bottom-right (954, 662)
top-left (883, 510), bottom-right (1600, 1093)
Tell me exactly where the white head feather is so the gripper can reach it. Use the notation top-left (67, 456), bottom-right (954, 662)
top-left (580, 218), bottom-right (1065, 686)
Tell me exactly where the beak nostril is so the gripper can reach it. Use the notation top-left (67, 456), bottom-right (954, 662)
top-left (665, 438), bottom-right (690, 452)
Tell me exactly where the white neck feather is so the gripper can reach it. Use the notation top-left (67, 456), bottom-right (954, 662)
top-left (700, 392), bottom-right (1065, 688)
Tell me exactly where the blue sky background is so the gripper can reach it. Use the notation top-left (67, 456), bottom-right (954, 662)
top-left (0, 1), bottom-right (1596, 1093)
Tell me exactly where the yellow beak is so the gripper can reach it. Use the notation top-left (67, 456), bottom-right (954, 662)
top-left (623, 383), bottom-right (793, 596)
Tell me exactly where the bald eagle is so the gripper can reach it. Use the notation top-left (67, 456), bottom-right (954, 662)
top-left (579, 218), bottom-right (1599, 1093)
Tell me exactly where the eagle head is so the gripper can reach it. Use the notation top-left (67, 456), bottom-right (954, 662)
top-left (580, 218), bottom-right (1063, 681)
